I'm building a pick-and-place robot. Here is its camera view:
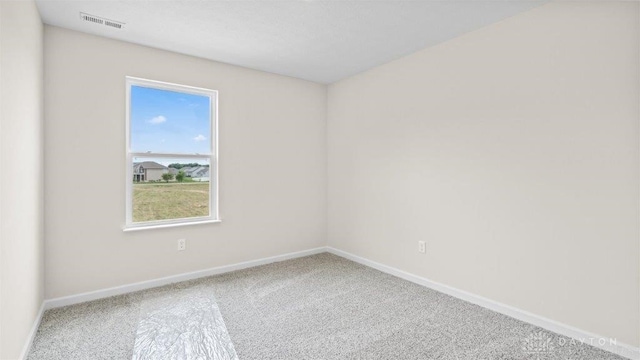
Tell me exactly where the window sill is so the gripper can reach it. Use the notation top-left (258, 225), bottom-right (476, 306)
top-left (123, 219), bottom-right (221, 232)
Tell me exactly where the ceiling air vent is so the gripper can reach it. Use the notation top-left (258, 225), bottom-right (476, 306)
top-left (80, 12), bottom-right (124, 30)
top-left (104, 20), bottom-right (123, 29)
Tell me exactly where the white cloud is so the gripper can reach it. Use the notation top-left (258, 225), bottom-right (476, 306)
top-left (148, 115), bottom-right (167, 124)
top-left (193, 134), bottom-right (206, 142)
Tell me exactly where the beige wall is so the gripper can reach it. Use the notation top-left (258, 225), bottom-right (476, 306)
top-left (327, 1), bottom-right (639, 347)
top-left (0, 1), bottom-right (44, 359)
top-left (44, 27), bottom-right (327, 299)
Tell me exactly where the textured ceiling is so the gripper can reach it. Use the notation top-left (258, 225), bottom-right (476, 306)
top-left (35, 1), bottom-right (544, 84)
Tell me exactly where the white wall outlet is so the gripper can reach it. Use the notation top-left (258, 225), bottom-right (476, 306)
top-left (178, 238), bottom-right (186, 251)
top-left (418, 241), bottom-right (426, 254)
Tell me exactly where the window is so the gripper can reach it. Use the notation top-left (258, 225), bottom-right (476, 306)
top-left (125, 77), bottom-right (218, 230)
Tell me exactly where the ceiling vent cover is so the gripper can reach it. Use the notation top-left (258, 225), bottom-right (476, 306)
top-left (80, 12), bottom-right (124, 30)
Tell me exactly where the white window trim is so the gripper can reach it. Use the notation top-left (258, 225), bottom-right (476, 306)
top-left (124, 76), bottom-right (219, 230)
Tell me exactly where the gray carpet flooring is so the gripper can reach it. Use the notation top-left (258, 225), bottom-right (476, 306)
top-left (28, 253), bottom-right (625, 360)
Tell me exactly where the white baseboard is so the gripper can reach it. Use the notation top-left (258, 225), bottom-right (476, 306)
top-left (326, 246), bottom-right (640, 360)
top-left (38, 245), bottom-right (639, 360)
top-left (19, 301), bottom-right (45, 360)
top-left (44, 247), bottom-right (326, 310)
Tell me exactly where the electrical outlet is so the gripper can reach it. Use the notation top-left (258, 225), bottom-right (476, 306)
top-left (418, 241), bottom-right (426, 254)
top-left (178, 239), bottom-right (186, 251)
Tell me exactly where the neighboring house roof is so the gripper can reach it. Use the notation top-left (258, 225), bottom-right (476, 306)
top-left (182, 166), bottom-right (209, 177)
top-left (168, 168), bottom-right (178, 175)
top-left (193, 167), bottom-right (209, 177)
top-left (135, 161), bottom-right (167, 170)
top-left (182, 167), bottom-right (197, 176)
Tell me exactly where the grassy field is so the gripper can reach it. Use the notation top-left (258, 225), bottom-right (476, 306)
top-left (133, 182), bottom-right (209, 222)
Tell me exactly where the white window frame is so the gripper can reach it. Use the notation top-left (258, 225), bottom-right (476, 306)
top-left (124, 76), bottom-right (219, 231)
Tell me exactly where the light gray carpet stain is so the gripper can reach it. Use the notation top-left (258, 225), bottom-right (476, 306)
top-left (27, 253), bottom-right (627, 360)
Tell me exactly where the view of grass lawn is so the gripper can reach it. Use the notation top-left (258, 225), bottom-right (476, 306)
top-left (133, 182), bottom-right (209, 222)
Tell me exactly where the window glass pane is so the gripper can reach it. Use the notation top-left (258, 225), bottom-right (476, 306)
top-left (130, 85), bottom-right (211, 154)
top-left (132, 157), bottom-right (210, 223)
